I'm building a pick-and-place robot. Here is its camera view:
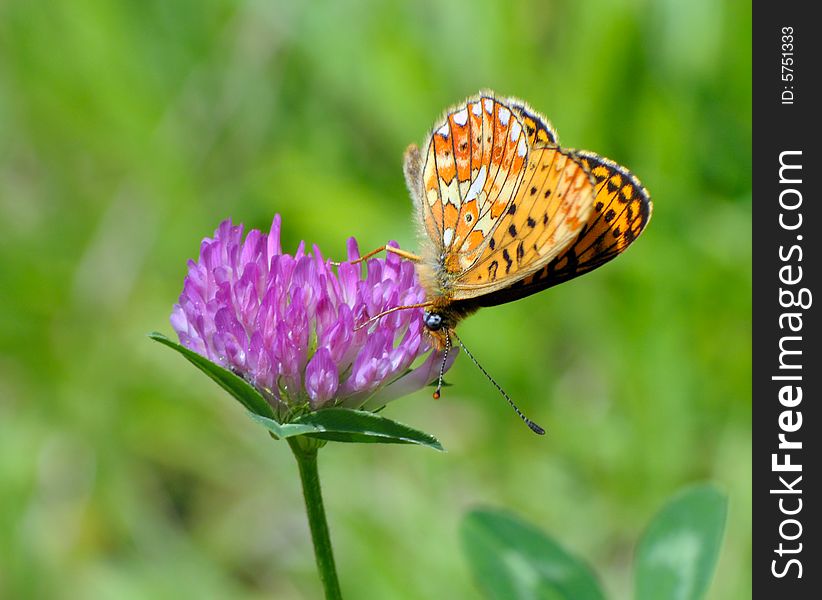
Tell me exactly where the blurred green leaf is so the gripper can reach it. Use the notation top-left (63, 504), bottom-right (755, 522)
top-left (634, 484), bottom-right (728, 600)
top-left (461, 508), bottom-right (605, 600)
top-left (149, 332), bottom-right (276, 419)
top-left (251, 409), bottom-right (444, 450)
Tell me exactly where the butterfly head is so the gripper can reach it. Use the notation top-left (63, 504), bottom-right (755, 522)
top-left (421, 299), bottom-right (480, 351)
top-left (423, 310), bottom-right (444, 331)
top-left (422, 310), bottom-right (451, 351)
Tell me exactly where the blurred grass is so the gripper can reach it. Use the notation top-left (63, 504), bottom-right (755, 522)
top-left (0, 0), bottom-right (750, 598)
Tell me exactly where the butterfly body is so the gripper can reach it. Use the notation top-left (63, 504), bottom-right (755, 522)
top-left (403, 92), bottom-right (652, 350)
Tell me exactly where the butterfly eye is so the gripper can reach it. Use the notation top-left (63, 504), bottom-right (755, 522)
top-left (423, 311), bottom-right (444, 331)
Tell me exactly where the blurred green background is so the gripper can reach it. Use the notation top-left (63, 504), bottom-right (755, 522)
top-left (0, 0), bottom-right (750, 598)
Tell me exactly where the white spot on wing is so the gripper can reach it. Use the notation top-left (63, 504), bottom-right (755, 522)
top-left (453, 108), bottom-right (468, 126)
top-left (471, 102), bottom-right (482, 116)
top-left (510, 121), bottom-right (522, 141)
top-left (437, 124), bottom-right (450, 138)
top-left (444, 228), bottom-right (454, 246)
top-left (443, 179), bottom-right (461, 208)
top-left (465, 165), bottom-right (487, 202)
top-left (517, 137), bottom-right (527, 157)
top-left (498, 107), bottom-right (510, 125)
top-left (484, 98), bottom-right (494, 113)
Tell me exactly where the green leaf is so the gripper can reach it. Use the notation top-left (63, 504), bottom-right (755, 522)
top-left (149, 332), bottom-right (276, 419)
top-left (461, 508), bottom-right (606, 600)
top-left (150, 333), bottom-right (443, 450)
top-left (251, 408), bottom-right (444, 451)
top-left (247, 413), bottom-right (322, 439)
top-left (634, 484), bottom-right (728, 600)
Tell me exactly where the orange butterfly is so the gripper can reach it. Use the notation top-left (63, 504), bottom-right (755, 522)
top-left (361, 92), bottom-right (652, 432)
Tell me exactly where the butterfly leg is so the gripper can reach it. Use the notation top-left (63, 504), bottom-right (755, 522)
top-left (332, 245), bottom-right (422, 266)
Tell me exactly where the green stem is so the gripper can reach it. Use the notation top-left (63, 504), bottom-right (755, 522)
top-left (288, 438), bottom-right (343, 600)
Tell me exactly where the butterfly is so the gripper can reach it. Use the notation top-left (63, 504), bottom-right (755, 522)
top-left (402, 90), bottom-right (651, 336)
top-left (360, 92), bottom-right (652, 432)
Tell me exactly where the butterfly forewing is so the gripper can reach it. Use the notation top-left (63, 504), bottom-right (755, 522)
top-left (569, 150), bottom-right (652, 263)
top-left (450, 147), bottom-right (596, 299)
top-left (473, 150), bottom-right (652, 307)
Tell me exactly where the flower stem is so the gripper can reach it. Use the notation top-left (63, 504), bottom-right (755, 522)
top-left (288, 438), bottom-right (343, 600)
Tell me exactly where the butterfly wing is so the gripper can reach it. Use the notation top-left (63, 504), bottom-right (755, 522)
top-left (508, 100), bottom-right (558, 146)
top-left (406, 93), bottom-right (595, 288)
top-left (472, 150), bottom-right (652, 308)
top-left (449, 144), bottom-right (597, 299)
top-left (405, 92), bottom-right (651, 308)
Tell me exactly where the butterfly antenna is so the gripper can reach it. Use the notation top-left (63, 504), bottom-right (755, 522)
top-left (432, 332), bottom-right (451, 400)
top-left (451, 331), bottom-right (546, 435)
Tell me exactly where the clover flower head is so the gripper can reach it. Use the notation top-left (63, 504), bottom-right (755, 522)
top-left (170, 216), bottom-right (451, 420)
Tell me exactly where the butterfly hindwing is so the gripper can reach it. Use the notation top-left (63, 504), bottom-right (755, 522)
top-left (416, 95), bottom-right (531, 264)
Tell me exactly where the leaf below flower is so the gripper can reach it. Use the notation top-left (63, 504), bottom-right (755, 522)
top-left (151, 332), bottom-right (442, 450)
top-left (250, 408), bottom-right (444, 451)
top-left (149, 332), bottom-right (276, 419)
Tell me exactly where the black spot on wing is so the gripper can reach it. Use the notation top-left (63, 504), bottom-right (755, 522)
top-left (618, 187), bottom-right (633, 202)
top-left (502, 249), bottom-right (513, 273)
top-left (548, 245), bottom-right (579, 277)
top-left (488, 261), bottom-right (498, 281)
